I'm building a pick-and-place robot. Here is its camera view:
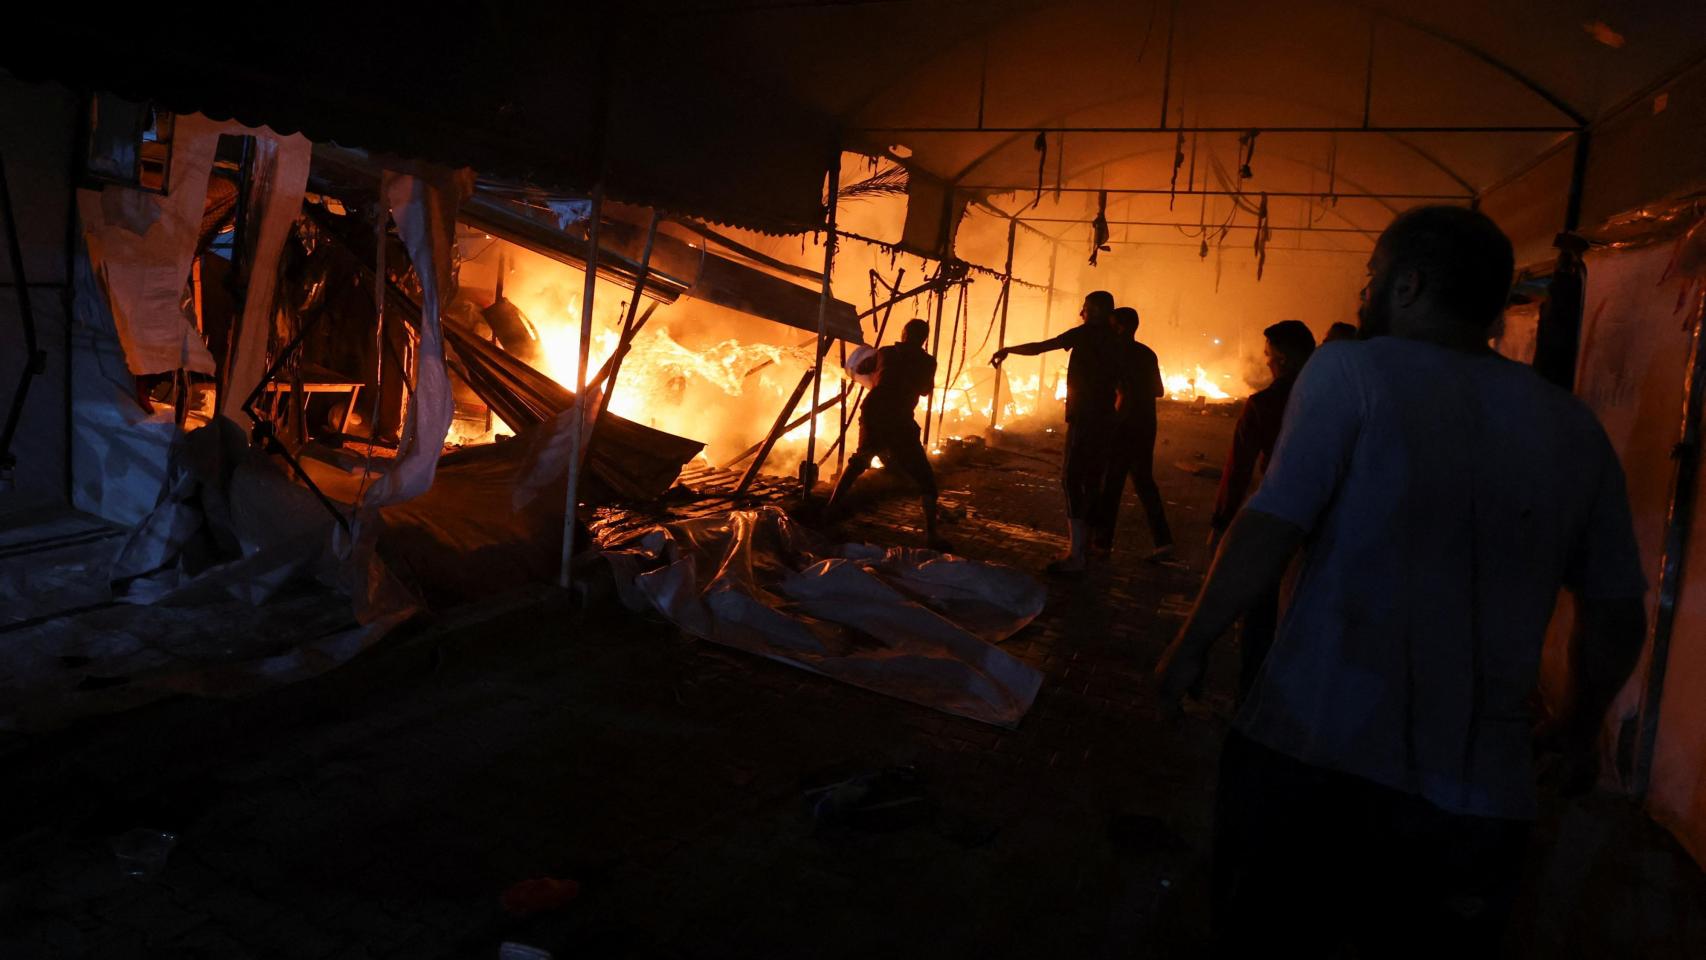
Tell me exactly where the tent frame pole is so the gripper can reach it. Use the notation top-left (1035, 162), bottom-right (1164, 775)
top-left (559, 185), bottom-right (604, 590)
top-left (802, 151), bottom-right (841, 501)
top-left (988, 217), bottom-right (1017, 433)
top-left (923, 284), bottom-right (946, 447)
top-left (1635, 285), bottom-right (1706, 798)
top-left (589, 210), bottom-right (661, 440)
top-left (1036, 241), bottom-right (1058, 415)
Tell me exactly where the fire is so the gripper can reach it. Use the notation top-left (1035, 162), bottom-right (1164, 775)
top-left (1162, 364), bottom-right (1233, 401)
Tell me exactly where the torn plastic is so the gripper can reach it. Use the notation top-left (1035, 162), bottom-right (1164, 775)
top-left (602, 506), bottom-right (1043, 727)
top-left (0, 416), bottom-right (415, 731)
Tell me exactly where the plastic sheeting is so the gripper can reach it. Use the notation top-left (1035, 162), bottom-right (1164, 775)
top-left (1548, 238), bottom-right (1705, 866)
top-left (217, 130), bottom-right (312, 425)
top-left (361, 168), bottom-right (473, 507)
top-left (0, 419), bottom-right (415, 731)
top-left (602, 506), bottom-right (1044, 727)
top-left (77, 114), bottom-right (308, 381)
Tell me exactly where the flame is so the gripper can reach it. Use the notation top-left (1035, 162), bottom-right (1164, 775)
top-left (1162, 364), bottom-right (1233, 401)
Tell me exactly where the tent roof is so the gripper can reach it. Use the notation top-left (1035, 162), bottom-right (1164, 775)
top-left (7, 2), bottom-right (1703, 243)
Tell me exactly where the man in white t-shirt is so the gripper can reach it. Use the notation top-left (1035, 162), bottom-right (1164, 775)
top-left (1155, 206), bottom-right (1647, 957)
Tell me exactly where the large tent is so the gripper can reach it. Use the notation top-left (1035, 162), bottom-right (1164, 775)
top-left (4, 0), bottom-right (1706, 865)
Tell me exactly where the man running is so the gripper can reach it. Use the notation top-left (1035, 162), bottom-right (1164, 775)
top-left (827, 318), bottom-right (950, 551)
top-left (1091, 306), bottom-right (1173, 560)
top-left (992, 290), bottom-right (1121, 574)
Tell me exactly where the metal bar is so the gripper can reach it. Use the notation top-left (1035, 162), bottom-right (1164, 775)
top-left (725, 389), bottom-right (848, 471)
top-left (802, 153), bottom-right (841, 499)
top-left (1027, 217), bottom-right (1380, 235)
top-left (1036, 242), bottom-right (1057, 413)
top-left (1158, 0), bottom-right (1177, 128)
top-left (923, 283), bottom-right (947, 447)
top-left (0, 153), bottom-right (45, 475)
top-left (1362, 14), bottom-right (1378, 128)
top-left (989, 218), bottom-right (1016, 432)
top-left (217, 135), bottom-right (256, 412)
top-left (1636, 286), bottom-right (1706, 798)
top-left (559, 184), bottom-right (604, 589)
top-left (851, 124), bottom-right (1579, 135)
top-left (963, 185), bottom-right (1472, 200)
top-left (590, 211), bottom-right (661, 441)
top-left (1563, 131), bottom-right (1592, 231)
top-left (854, 275), bottom-right (953, 321)
top-left (735, 367), bottom-right (813, 487)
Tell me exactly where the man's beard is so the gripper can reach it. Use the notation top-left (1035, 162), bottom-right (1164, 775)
top-left (1357, 275), bottom-right (1394, 339)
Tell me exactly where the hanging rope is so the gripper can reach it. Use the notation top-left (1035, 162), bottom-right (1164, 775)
top-left (1030, 131), bottom-right (1048, 210)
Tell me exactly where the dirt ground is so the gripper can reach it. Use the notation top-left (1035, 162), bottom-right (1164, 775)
top-left (1, 405), bottom-right (1702, 958)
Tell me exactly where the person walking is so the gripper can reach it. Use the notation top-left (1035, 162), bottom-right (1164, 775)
top-left (992, 291), bottom-right (1121, 574)
top-left (1156, 206), bottom-right (1648, 958)
top-left (1090, 306), bottom-right (1173, 561)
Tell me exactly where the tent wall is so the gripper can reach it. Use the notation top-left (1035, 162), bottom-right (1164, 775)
top-left (1580, 54), bottom-right (1706, 229)
top-left (1553, 240), bottom-right (1706, 868)
top-left (0, 77), bottom-right (76, 517)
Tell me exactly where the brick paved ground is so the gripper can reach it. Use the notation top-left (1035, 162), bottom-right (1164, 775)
top-left (0, 407), bottom-right (1701, 958)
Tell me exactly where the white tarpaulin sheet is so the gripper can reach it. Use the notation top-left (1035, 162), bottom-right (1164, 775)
top-left (360, 168), bottom-right (473, 506)
top-left (77, 114), bottom-right (309, 381)
top-left (602, 507), bottom-right (1045, 727)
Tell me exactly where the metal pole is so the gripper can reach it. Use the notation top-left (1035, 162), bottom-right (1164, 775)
top-left (1635, 286), bottom-right (1706, 798)
top-left (988, 218), bottom-right (1017, 433)
top-left (559, 185), bottom-right (604, 589)
top-left (923, 283), bottom-right (947, 447)
top-left (591, 211), bottom-right (660, 435)
top-left (802, 152), bottom-right (840, 499)
top-left (1037, 242), bottom-right (1058, 417)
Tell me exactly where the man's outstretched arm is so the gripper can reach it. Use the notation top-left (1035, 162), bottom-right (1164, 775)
top-left (1154, 509), bottom-right (1305, 701)
top-left (993, 331), bottom-right (1072, 362)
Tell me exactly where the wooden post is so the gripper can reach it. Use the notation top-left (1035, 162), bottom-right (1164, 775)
top-left (559, 185), bottom-right (604, 589)
top-left (988, 217), bottom-right (1017, 432)
top-left (802, 151), bottom-right (841, 500)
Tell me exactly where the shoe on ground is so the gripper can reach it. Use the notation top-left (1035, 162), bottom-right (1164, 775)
top-left (1045, 554), bottom-right (1089, 577)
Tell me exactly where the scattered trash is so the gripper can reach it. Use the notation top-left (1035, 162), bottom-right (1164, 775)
top-left (499, 943), bottom-right (553, 960)
top-left (111, 828), bottom-right (177, 879)
top-left (805, 764), bottom-right (934, 833)
top-left (500, 876), bottom-right (581, 917)
top-left (1173, 459), bottom-right (1223, 480)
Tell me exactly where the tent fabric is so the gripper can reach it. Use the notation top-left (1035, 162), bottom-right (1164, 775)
top-left (360, 168), bottom-right (473, 507)
top-left (75, 114), bottom-right (223, 378)
top-left (1545, 235), bottom-right (1706, 865)
top-left (0, 418), bottom-right (414, 732)
top-left (218, 127), bottom-right (312, 425)
top-left (601, 506), bottom-right (1045, 727)
top-left (440, 310), bottom-right (706, 503)
top-left (68, 248), bottom-right (176, 526)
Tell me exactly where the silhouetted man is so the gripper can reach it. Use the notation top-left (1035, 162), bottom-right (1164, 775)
top-left (1324, 321), bottom-right (1358, 343)
top-left (1156, 206), bottom-right (1647, 957)
top-left (828, 319), bottom-right (949, 551)
top-left (1091, 306), bottom-right (1173, 560)
top-left (992, 291), bottom-right (1121, 574)
top-left (1209, 319), bottom-right (1315, 698)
